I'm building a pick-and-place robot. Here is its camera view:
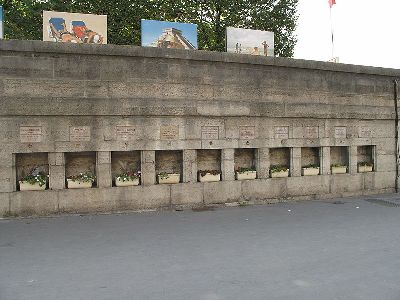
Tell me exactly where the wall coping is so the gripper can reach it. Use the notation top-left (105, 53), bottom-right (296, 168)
top-left (1, 39), bottom-right (400, 77)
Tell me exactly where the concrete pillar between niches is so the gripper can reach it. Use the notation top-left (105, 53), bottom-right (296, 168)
top-left (141, 150), bottom-right (156, 186)
top-left (48, 152), bottom-right (65, 190)
top-left (256, 148), bottom-right (270, 179)
top-left (290, 147), bottom-right (302, 177)
top-left (0, 153), bottom-right (16, 192)
top-left (221, 149), bottom-right (235, 181)
top-left (349, 145), bottom-right (358, 174)
top-left (320, 147), bottom-right (331, 175)
top-left (183, 150), bottom-right (197, 183)
top-left (96, 151), bottom-right (112, 188)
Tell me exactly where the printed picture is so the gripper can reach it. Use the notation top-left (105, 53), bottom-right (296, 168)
top-left (0, 6), bottom-right (3, 39)
top-left (226, 27), bottom-right (274, 57)
top-left (141, 19), bottom-right (197, 50)
top-left (43, 11), bottom-right (107, 44)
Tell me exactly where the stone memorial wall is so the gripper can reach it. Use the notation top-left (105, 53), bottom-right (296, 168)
top-left (0, 40), bottom-right (399, 216)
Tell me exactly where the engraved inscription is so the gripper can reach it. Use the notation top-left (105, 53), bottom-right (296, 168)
top-left (70, 126), bottom-right (91, 142)
top-left (160, 125), bottom-right (179, 140)
top-left (359, 126), bottom-right (372, 138)
top-left (116, 126), bottom-right (136, 141)
top-left (334, 127), bottom-right (347, 139)
top-left (304, 126), bottom-right (319, 139)
top-left (239, 126), bottom-right (255, 140)
top-left (20, 126), bottom-right (42, 143)
top-left (201, 126), bottom-right (219, 139)
top-left (274, 126), bottom-right (289, 139)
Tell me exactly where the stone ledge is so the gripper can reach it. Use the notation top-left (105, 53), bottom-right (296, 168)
top-left (1, 40), bottom-right (399, 77)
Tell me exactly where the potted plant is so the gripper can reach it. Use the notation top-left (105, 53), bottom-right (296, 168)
top-left (19, 167), bottom-right (48, 191)
top-left (115, 161), bottom-right (141, 186)
top-left (158, 172), bottom-right (180, 184)
top-left (198, 170), bottom-right (221, 182)
top-left (270, 165), bottom-right (289, 178)
top-left (358, 161), bottom-right (373, 173)
top-left (302, 164), bottom-right (320, 176)
top-left (67, 171), bottom-right (96, 189)
top-left (331, 163), bottom-right (347, 174)
top-left (236, 167), bottom-right (257, 180)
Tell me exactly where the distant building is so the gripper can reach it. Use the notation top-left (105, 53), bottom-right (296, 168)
top-left (151, 28), bottom-right (195, 50)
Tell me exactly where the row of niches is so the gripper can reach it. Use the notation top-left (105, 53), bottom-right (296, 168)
top-left (15, 146), bottom-right (375, 191)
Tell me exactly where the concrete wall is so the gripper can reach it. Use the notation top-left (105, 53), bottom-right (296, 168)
top-left (0, 40), bottom-right (399, 216)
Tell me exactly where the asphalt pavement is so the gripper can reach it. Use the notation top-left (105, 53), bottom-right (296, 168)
top-left (1, 194), bottom-right (400, 300)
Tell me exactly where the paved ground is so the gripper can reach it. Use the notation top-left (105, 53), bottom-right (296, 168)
top-left (1, 194), bottom-right (400, 300)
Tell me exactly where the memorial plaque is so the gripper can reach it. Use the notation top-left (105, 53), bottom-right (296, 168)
top-left (334, 127), bottom-right (347, 139)
top-left (239, 126), bottom-right (256, 140)
top-left (201, 126), bottom-right (219, 139)
top-left (70, 126), bottom-right (91, 142)
top-left (20, 126), bottom-right (42, 143)
top-left (274, 126), bottom-right (289, 139)
top-left (116, 126), bottom-right (136, 141)
top-left (304, 126), bottom-right (319, 139)
top-left (359, 126), bottom-right (372, 138)
top-left (160, 125), bottom-right (179, 140)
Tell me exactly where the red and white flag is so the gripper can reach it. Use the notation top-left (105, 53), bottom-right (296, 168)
top-left (328, 0), bottom-right (336, 8)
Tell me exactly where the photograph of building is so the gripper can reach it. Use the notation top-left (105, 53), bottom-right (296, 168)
top-left (226, 27), bottom-right (274, 56)
top-left (43, 11), bottom-right (107, 44)
top-left (141, 19), bottom-right (197, 50)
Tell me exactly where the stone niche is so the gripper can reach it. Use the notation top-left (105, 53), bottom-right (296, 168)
top-left (301, 147), bottom-right (320, 167)
top-left (197, 149), bottom-right (221, 172)
top-left (65, 152), bottom-right (97, 186)
top-left (155, 150), bottom-right (183, 182)
top-left (234, 149), bottom-right (256, 170)
top-left (270, 148), bottom-right (290, 168)
top-left (111, 151), bottom-right (141, 186)
top-left (16, 153), bottom-right (49, 190)
top-left (330, 146), bottom-right (349, 167)
top-left (357, 145), bottom-right (375, 169)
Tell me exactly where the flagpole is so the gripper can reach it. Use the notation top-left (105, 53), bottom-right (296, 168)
top-left (329, 5), bottom-right (334, 59)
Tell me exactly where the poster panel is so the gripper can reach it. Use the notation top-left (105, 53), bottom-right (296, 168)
top-left (226, 27), bottom-right (274, 56)
top-left (141, 19), bottom-right (197, 50)
top-left (0, 6), bottom-right (3, 39)
top-left (43, 11), bottom-right (107, 44)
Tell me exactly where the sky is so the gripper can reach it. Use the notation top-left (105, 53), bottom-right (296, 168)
top-left (294, 0), bottom-right (400, 69)
top-left (141, 19), bottom-right (198, 48)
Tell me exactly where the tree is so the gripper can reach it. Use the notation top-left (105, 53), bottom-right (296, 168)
top-left (1, 0), bottom-right (298, 57)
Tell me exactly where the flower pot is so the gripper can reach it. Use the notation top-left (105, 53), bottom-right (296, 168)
top-left (199, 173), bottom-right (221, 182)
top-left (358, 165), bottom-right (373, 173)
top-left (331, 166), bottom-right (347, 174)
top-left (115, 178), bottom-right (140, 187)
top-left (270, 170), bottom-right (289, 178)
top-left (19, 181), bottom-right (46, 191)
top-left (302, 167), bottom-right (320, 176)
top-left (236, 171), bottom-right (257, 180)
top-left (158, 173), bottom-right (180, 184)
top-left (67, 179), bottom-right (93, 189)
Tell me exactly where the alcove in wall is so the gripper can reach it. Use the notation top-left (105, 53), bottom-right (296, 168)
top-left (330, 146), bottom-right (349, 171)
top-left (65, 152), bottom-right (97, 186)
top-left (155, 150), bottom-right (183, 182)
top-left (270, 148), bottom-right (290, 169)
top-left (301, 147), bottom-right (320, 168)
top-left (234, 149), bottom-right (256, 171)
top-left (197, 149), bottom-right (221, 173)
top-left (16, 153), bottom-right (49, 190)
top-left (111, 151), bottom-right (141, 185)
top-left (357, 145), bottom-right (375, 171)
